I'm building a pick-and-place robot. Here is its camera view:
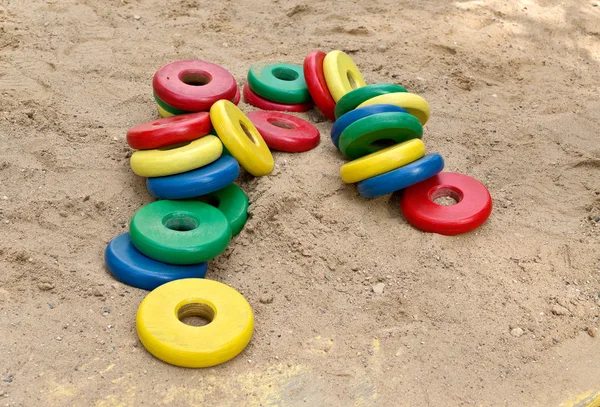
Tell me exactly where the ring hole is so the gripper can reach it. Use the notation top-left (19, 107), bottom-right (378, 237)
top-left (157, 141), bottom-right (191, 151)
top-left (347, 71), bottom-right (358, 89)
top-left (180, 71), bottom-right (211, 86)
top-left (272, 67), bottom-right (299, 81)
top-left (163, 214), bottom-right (199, 231)
top-left (240, 121), bottom-right (259, 145)
top-left (267, 118), bottom-right (296, 130)
top-left (177, 303), bottom-right (215, 327)
top-left (369, 139), bottom-right (396, 150)
top-left (430, 186), bottom-right (463, 206)
top-left (197, 195), bottom-right (220, 208)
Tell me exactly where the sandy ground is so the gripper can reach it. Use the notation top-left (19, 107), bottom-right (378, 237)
top-left (1, 0), bottom-right (600, 406)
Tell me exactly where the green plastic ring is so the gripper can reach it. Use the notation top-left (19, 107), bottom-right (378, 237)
top-left (339, 112), bottom-right (423, 160)
top-left (334, 83), bottom-right (407, 119)
top-left (153, 92), bottom-right (193, 116)
top-left (130, 200), bottom-right (231, 265)
top-left (247, 63), bottom-right (311, 104)
top-left (197, 184), bottom-right (249, 236)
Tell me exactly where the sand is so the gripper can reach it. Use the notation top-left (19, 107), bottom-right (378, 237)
top-left (1, 0), bottom-right (599, 405)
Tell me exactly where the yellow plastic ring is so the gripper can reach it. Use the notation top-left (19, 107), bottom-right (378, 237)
top-left (210, 100), bottom-right (274, 177)
top-left (357, 92), bottom-right (431, 126)
top-left (136, 278), bottom-right (254, 368)
top-left (323, 50), bottom-right (367, 102)
top-left (157, 104), bottom-right (175, 118)
top-left (130, 135), bottom-right (222, 177)
top-left (340, 139), bottom-right (426, 183)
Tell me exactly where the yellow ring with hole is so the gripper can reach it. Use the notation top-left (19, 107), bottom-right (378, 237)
top-left (340, 139), bottom-right (426, 183)
top-left (357, 92), bottom-right (431, 126)
top-left (210, 99), bottom-right (274, 177)
top-left (157, 104), bottom-right (175, 118)
top-left (130, 135), bottom-right (222, 177)
top-left (323, 50), bottom-right (367, 102)
top-left (136, 278), bottom-right (254, 368)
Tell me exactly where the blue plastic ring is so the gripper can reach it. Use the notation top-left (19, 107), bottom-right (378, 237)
top-left (357, 153), bottom-right (445, 198)
top-left (104, 233), bottom-right (207, 291)
top-left (146, 155), bottom-right (240, 200)
top-left (330, 104), bottom-right (408, 149)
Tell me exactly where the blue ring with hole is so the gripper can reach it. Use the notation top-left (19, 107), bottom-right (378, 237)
top-left (146, 155), bottom-right (240, 199)
top-left (357, 153), bottom-right (445, 198)
top-left (105, 233), bottom-right (207, 291)
top-left (330, 104), bottom-right (408, 149)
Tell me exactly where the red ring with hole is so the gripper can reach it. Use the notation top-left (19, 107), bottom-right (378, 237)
top-left (303, 51), bottom-right (336, 121)
top-left (126, 112), bottom-right (212, 150)
top-left (246, 111), bottom-right (320, 152)
top-left (153, 60), bottom-right (237, 112)
top-left (242, 83), bottom-right (313, 113)
top-left (399, 172), bottom-right (492, 236)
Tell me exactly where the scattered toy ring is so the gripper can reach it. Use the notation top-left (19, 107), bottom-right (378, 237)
top-left (146, 155), bottom-right (240, 200)
top-left (331, 104), bottom-right (408, 149)
top-left (157, 105), bottom-right (175, 118)
top-left (339, 112), bottom-right (423, 160)
top-left (197, 184), bottom-right (249, 236)
top-left (210, 100), bottom-right (274, 177)
top-left (340, 139), bottom-right (426, 184)
top-left (357, 92), bottom-right (431, 126)
top-left (105, 233), bottom-right (207, 291)
top-left (136, 278), bottom-right (253, 368)
top-left (130, 135), bottom-right (223, 177)
top-left (242, 83), bottom-right (313, 113)
top-left (127, 112), bottom-right (212, 150)
top-left (357, 153), bottom-right (445, 198)
top-left (153, 60), bottom-right (237, 112)
top-left (247, 63), bottom-right (310, 104)
top-left (247, 111), bottom-right (320, 153)
top-left (334, 83), bottom-right (407, 119)
top-left (154, 92), bottom-right (193, 116)
top-left (130, 200), bottom-right (231, 265)
top-left (323, 50), bottom-right (367, 102)
top-left (303, 51), bottom-right (337, 121)
top-left (399, 172), bottom-right (492, 235)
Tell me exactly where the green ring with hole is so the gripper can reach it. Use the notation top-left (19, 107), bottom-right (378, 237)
top-left (197, 184), bottom-right (249, 236)
top-left (130, 200), bottom-right (231, 265)
top-left (247, 63), bottom-right (311, 104)
top-left (334, 83), bottom-right (408, 119)
top-left (153, 92), bottom-right (194, 116)
top-left (338, 112), bottom-right (423, 160)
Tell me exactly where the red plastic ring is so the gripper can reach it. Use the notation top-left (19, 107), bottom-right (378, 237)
top-left (399, 172), bottom-right (492, 236)
top-left (232, 86), bottom-right (241, 105)
top-left (152, 60), bottom-right (237, 112)
top-left (242, 83), bottom-right (313, 113)
top-left (303, 51), bottom-right (336, 121)
top-left (126, 112), bottom-right (212, 150)
top-left (246, 111), bottom-right (320, 153)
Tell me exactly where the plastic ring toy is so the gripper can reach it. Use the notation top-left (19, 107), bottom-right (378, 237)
top-left (339, 112), bottom-right (423, 160)
top-left (130, 135), bottom-right (223, 177)
top-left (232, 86), bottom-right (241, 105)
top-left (340, 139), bottom-right (426, 184)
top-left (331, 104), bottom-right (408, 149)
top-left (323, 50), bottom-right (367, 102)
top-left (357, 153), bottom-right (444, 198)
top-left (153, 60), bottom-right (237, 112)
top-left (136, 278), bottom-right (253, 368)
top-left (154, 92), bottom-right (193, 116)
top-left (158, 105), bottom-right (174, 118)
top-left (399, 172), bottom-right (492, 235)
top-left (247, 63), bottom-right (310, 104)
top-left (334, 83), bottom-right (407, 119)
top-left (303, 51), bottom-right (336, 121)
top-left (146, 155), bottom-right (240, 200)
top-left (130, 200), bottom-right (231, 265)
top-left (357, 93), bottom-right (431, 126)
top-left (127, 112), bottom-right (212, 150)
top-left (242, 83), bottom-right (313, 113)
top-left (105, 233), bottom-right (207, 291)
top-left (210, 100), bottom-right (274, 177)
top-left (246, 111), bottom-right (320, 153)
top-left (197, 184), bottom-right (249, 236)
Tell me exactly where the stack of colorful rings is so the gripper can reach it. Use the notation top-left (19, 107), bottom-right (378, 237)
top-left (153, 60), bottom-right (241, 118)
